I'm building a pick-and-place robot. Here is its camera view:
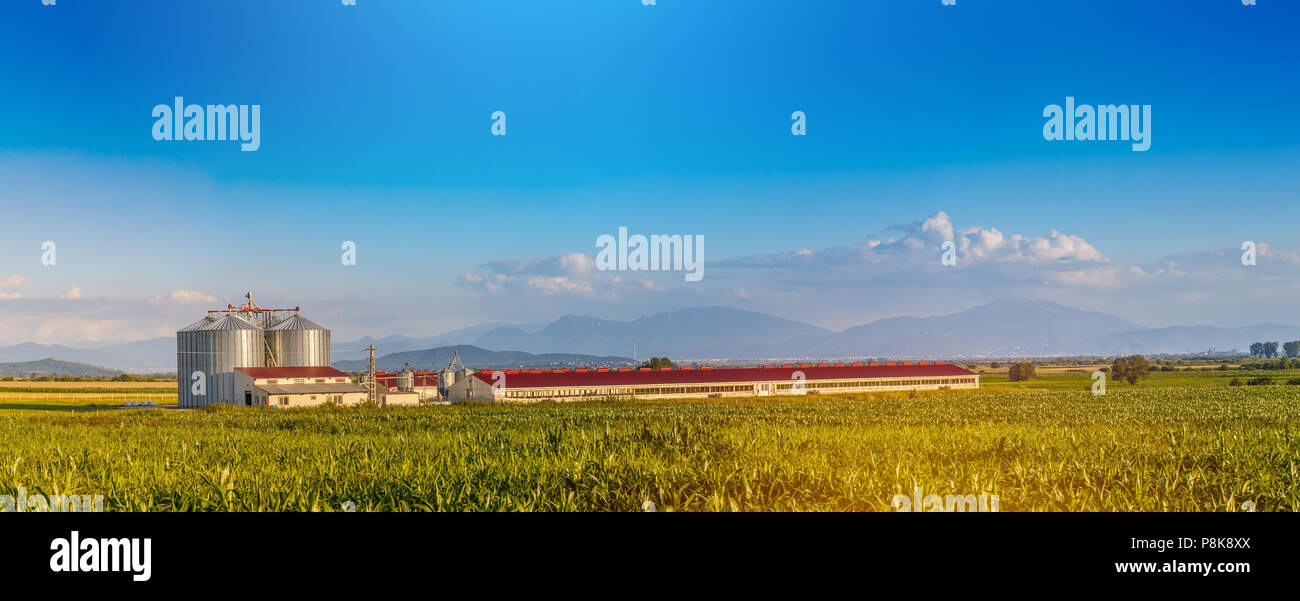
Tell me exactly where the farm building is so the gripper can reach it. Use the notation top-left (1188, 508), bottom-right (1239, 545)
top-left (234, 366), bottom-right (368, 408)
top-left (373, 367), bottom-right (439, 401)
top-left (379, 390), bottom-right (421, 406)
top-left (443, 362), bottom-right (979, 403)
top-left (176, 293), bottom-right (334, 407)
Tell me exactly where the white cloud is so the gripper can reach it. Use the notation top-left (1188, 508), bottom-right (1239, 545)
top-left (458, 253), bottom-right (631, 300)
top-left (722, 211), bottom-right (1112, 287)
top-left (0, 274), bottom-right (27, 299)
top-left (59, 286), bottom-right (82, 300)
top-left (450, 211), bottom-right (1300, 330)
top-left (148, 289), bottom-right (219, 305)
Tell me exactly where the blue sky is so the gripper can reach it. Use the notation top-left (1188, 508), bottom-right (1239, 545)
top-left (1, 0), bottom-right (1298, 344)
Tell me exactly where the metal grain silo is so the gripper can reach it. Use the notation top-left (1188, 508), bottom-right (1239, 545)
top-left (176, 315), bottom-right (216, 407)
top-left (196, 314), bottom-right (264, 406)
top-left (439, 368), bottom-right (456, 397)
top-left (265, 314), bottom-right (331, 367)
top-left (397, 365), bottom-right (416, 392)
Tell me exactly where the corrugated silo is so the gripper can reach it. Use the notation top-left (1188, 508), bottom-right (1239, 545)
top-left (264, 314), bottom-right (331, 367)
top-left (194, 314), bottom-right (264, 406)
top-left (439, 369), bottom-right (456, 397)
top-left (397, 366), bottom-right (415, 391)
top-left (176, 315), bottom-right (216, 407)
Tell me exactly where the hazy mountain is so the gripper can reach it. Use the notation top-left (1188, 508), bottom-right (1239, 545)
top-left (332, 345), bottom-right (633, 371)
top-left (1096, 324), bottom-right (1300, 355)
top-left (0, 358), bottom-right (121, 378)
top-left (98, 337), bottom-right (175, 371)
top-left (472, 306), bottom-right (835, 358)
top-left (803, 299), bottom-right (1144, 358)
top-left (334, 322), bottom-right (546, 361)
top-left (10, 299), bottom-right (1300, 369)
top-left (343, 301), bottom-right (1300, 360)
top-left (0, 339), bottom-right (172, 373)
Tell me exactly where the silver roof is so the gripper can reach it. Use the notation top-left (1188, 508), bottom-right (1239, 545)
top-left (200, 314), bottom-right (262, 331)
top-left (177, 315), bottom-right (217, 332)
top-left (267, 314), bottom-right (327, 331)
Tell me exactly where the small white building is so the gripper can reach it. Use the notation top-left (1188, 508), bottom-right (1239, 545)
top-left (379, 390), bottom-right (421, 406)
top-left (442, 371), bottom-right (497, 403)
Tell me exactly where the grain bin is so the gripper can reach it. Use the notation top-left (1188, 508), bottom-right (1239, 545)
top-left (397, 365), bottom-right (416, 392)
top-left (191, 314), bottom-right (264, 406)
top-left (265, 314), bottom-right (331, 367)
top-left (175, 315), bottom-right (216, 407)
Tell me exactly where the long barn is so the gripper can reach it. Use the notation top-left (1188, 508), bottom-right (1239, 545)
top-left (444, 361), bottom-right (979, 403)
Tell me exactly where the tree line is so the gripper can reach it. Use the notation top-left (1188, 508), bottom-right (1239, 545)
top-left (1249, 341), bottom-right (1300, 359)
top-left (1003, 355), bottom-right (1150, 385)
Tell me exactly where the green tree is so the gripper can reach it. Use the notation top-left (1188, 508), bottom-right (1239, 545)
top-left (1264, 341), bottom-right (1280, 359)
top-left (1250, 342), bottom-right (1264, 358)
top-left (1110, 355), bottom-right (1151, 385)
top-left (1284, 341), bottom-right (1300, 358)
top-left (1007, 362), bottom-right (1036, 382)
top-left (639, 357), bottom-right (676, 370)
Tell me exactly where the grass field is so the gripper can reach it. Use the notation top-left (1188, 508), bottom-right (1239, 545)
top-left (981, 368), bottom-right (1287, 390)
top-left (0, 381), bottom-right (176, 389)
top-left (0, 391), bottom-right (177, 413)
top-left (0, 368), bottom-right (1295, 511)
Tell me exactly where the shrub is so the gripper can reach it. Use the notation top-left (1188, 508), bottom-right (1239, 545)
top-left (1246, 377), bottom-right (1274, 386)
top-left (1229, 378), bottom-right (1243, 386)
top-left (1111, 355), bottom-right (1151, 385)
top-left (1007, 362), bottom-right (1036, 382)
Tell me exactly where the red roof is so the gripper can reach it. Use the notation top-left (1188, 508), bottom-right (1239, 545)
top-left (470, 363), bottom-right (976, 389)
top-left (373, 371), bottom-right (438, 388)
top-left (235, 366), bottom-right (352, 379)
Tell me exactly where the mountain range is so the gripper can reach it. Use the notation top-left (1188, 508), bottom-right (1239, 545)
top-left (0, 358), bottom-right (121, 378)
top-left (332, 345), bottom-right (633, 371)
top-left (2, 299), bottom-right (1297, 373)
top-left (0, 339), bottom-right (174, 373)
top-left (331, 322), bottom-right (547, 362)
top-left (345, 300), bottom-right (1283, 360)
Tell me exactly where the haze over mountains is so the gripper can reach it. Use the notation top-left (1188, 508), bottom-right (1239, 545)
top-left (332, 346), bottom-right (633, 371)
top-left (331, 322), bottom-right (547, 362)
top-left (336, 300), bottom-right (1294, 362)
top-left (0, 358), bottom-right (121, 378)
top-left (4, 299), bottom-right (1298, 373)
top-left (0, 339), bottom-right (173, 373)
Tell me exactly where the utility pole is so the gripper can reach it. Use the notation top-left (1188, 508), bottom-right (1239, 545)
top-left (367, 345), bottom-right (377, 405)
top-left (1047, 313), bottom-right (1053, 355)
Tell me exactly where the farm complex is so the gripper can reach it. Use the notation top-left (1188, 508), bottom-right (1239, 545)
top-left (445, 362), bottom-right (979, 402)
top-left (178, 294), bottom-right (979, 407)
top-left (0, 314), bottom-right (1290, 512)
top-left (176, 294), bottom-right (332, 407)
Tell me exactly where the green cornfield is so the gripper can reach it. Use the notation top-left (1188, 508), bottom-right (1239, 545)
top-left (0, 385), bottom-right (1296, 511)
